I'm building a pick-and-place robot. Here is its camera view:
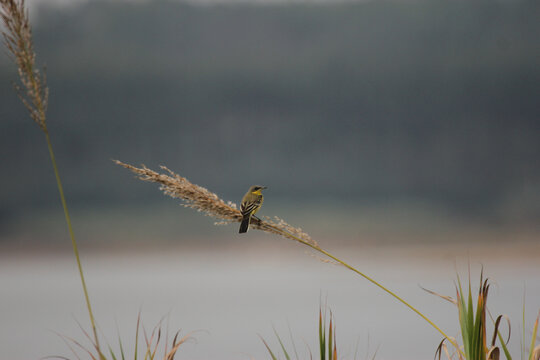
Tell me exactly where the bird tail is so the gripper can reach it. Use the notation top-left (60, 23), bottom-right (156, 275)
top-left (239, 214), bottom-right (251, 233)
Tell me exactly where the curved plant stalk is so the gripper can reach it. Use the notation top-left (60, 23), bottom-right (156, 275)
top-left (262, 221), bottom-right (463, 356)
top-left (115, 161), bottom-right (463, 356)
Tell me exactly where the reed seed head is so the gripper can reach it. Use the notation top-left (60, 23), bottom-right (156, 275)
top-left (1, 0), bottom-right (49, 132)
top-left (114, 160), bottom-right (319, 248)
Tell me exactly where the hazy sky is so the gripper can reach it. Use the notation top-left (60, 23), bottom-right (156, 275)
top-left (25, 0), bottom-right (371, 10)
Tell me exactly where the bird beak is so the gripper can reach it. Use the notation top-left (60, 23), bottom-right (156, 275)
top-left (262, 186), bottom-right (268, 190)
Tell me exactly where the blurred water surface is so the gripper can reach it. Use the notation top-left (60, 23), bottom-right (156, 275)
top-left (1, 240), bottom-right (539, 360)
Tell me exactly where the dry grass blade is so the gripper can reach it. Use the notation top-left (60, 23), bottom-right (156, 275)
top-left (530, 311), bottom-right (540, 360)
top-left (73, 317), bottom-right (101, 356)
top-left (52, 331), bottom-right (84, 360)
top-left (437, 336), bottom-right (466, 360)
top-left (421, 286), bottom-right (458, 306)
top-left (55, 332), bottom-right (98, 360)
top-left (166, 331), bottom-right (181, 360)
top-left (0, 0), bottom-right (48, 132)
top-left (152, 328), bottom-right (161, 360)
top-left (164, 332), bottom-right (193, 360)
top-left (435, 338), bottom-right (456, 360)
top-left (490, 314), bottom-right (511, 348)
top-left (141, 321), bottom-right (162, 360)
top-left (487, 347), bottom-right (500, 360)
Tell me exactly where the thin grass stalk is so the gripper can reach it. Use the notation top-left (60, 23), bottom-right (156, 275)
top-left (529, 312), bottom-right (539, 360)
top-left (304, 236), bottom-right (463, 355)
top-left (45, 132), bottom-right (101, 356)
top-left (260, 335), bottom-right (279, 360)
top-left (1, 0), bottom-right (101, 357)
top-left (319, 308), bottom-right (327, 360)
top-left (273, 327), bottom-right (292, 360)
top-left (328, 316), bottom-right (333, 360)
top-left (163, 332), bottom-right (192, 360)
top-left (135, 314), bottom-right (141, 360)
top-left (287, 322), bottom-right (301, 360)
top-left (523, 293), bottom-right (526, 360)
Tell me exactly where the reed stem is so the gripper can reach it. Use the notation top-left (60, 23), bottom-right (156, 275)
top-left (1, 0), bottom-right (103, 355)
top-left (44, 131), bottom-right (103, 358)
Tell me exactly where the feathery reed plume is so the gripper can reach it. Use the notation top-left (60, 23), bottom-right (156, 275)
top-left (113, 160), bottom-right (319, 248)
top-left (114, 160), bottom-right (461, 354)
top-left (1, 0), bottom-right (48, 132)
top-left (1, 1), bottom-right (102, 357)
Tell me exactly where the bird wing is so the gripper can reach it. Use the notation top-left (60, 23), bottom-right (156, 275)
top-left (241, 196), bottom-right (262, 216)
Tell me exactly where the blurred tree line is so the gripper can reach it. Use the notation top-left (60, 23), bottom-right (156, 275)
top-left (1, 0), bottom-right (539, 229)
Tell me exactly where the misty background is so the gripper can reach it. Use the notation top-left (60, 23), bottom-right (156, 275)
top-left (2, 0), bottom-right (540, 246)
top-left (1, 1), bottom-right (540, 360)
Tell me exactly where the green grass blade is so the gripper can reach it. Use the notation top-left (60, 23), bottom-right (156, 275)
top-left (328, 316), bottom-right (332, 360)
top-left (327, 313), bottom-right (337, 360)
top-left (319, 309), bottom-right (325, 360)
top-left (259, 335), bottom-right (279, 360)
top-left (492, 314), bottom-right (512, 360)
top-left (528, 312), bottom-right (539, 360)
top-left (117, 329), bottom-right (126, 360)
top-left (134, 313), bottom-right (141, 360)
top-left (473, 287), bottom-right (484, 360)
top-left (523, 289), bottom-right (526, 360)
top-left (331, 326), bottom-right (337, 360)
top-left (273, 327), bottom-right (291, 360)
top-left (108, 344), bottom-right (118, 360)
top-left (466, 280), bottom-right (474, 359)
top-left (457, 285), bottom-right (470, 359)
top-left (116, 324), bottom-right (126, 360)
top-left (287, 322), bottom-right (300, 360)
top-left (456, 275), bottom-right (470, 359)
top-left (499, 330), bottom-right (513, 360)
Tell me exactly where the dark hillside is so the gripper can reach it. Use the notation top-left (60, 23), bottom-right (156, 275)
top-left (1, 0), bottom-right (539, 227)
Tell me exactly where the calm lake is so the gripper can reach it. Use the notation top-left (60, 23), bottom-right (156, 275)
top-left (1, 239), bottom-right (539, 360)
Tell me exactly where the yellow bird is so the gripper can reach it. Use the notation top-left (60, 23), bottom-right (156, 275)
top-left (239, 185), bottom-right (267, 233)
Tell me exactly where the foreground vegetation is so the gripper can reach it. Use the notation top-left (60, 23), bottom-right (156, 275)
top-left (1, 0), bottom-right (538, 359)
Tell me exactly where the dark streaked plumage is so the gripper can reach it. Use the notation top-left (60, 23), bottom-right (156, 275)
top-left (239, 185), bottom-right (267, 233)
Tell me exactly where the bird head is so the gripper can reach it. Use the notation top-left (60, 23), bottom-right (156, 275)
top-left (249, 185), bottom-right (267, 194)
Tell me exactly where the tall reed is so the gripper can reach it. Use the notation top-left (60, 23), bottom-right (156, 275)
top-left (0, 0), bottom-right (102, 357)
top-left (114, 160), bottom-right (462, 355)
